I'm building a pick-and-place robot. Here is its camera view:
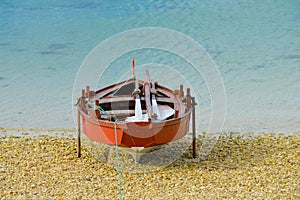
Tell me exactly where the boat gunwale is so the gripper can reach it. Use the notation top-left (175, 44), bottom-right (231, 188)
top-left (80, 77), bottom-right (189, 124)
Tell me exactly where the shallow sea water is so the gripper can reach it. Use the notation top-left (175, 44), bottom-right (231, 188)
top-left (0, 0), bottom-right (299, 133)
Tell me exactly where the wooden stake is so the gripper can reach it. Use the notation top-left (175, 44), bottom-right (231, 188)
top-left (90, 90), bottom-right (95, 98)
top-left (86, 85), bottom-right (90, 98)
top-left (179, 84), bottom-right (183, 98)
top-left (186, 88), bottom-right (191, 110)
top-left (77, 110), bottom-right (81, 158)
top-left (81, 89), bottom-right (86, 112)
top-left (191, 97), bottom-right (196, 158)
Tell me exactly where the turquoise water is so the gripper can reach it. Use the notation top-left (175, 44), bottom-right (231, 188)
top-left (0, 1), bottom-right (299, 132)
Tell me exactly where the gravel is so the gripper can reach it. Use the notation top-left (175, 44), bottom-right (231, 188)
top-left (0, 129), bottom-right (299, 199)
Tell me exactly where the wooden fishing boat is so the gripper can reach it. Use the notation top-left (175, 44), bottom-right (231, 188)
top-left (76, 58), bottom-right (197, 159)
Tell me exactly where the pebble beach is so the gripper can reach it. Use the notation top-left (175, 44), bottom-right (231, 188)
top-left (1, 2), bottom-right (299, 199)
top-left (1, 128), bottom-right (299, 199)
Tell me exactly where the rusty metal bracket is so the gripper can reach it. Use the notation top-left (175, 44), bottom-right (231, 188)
top-left (132, 88), bottom-right (141, 96)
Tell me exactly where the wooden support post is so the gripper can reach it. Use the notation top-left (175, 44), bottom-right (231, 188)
top-left (81, 89), bottom-right (86, 112)
top-left (95, 99), bottom-right (101, 119)
top-left (186, 88), bottom-right (191, 111)
top-left (86, 85), bottom-right (90, 98)
top-left (77, 110), bottom-right (81, 158)
top-left (76, 89), bottom-right (87, 158)
top-left (191, 97), bottom-right (196, 158)
top-left (179, 84), bottom-right (184, 98)
top-left (90, 90), bottom-right (95, 98)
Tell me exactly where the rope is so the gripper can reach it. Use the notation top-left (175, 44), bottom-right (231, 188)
top-left (114, 120), bottom-right (123, 200)
top-left (95, 105), bottom-right (109, 116)
top-left (85, 98), bottom-right (109, 115)
top-left (86, 98), bottom-right (123, 199)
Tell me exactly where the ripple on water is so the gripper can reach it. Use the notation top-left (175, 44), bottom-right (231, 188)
top-left (283, 54), bottom-right (300, 59)
top-left (38, 51), bottom-right (62, 55)
top-left (38, 42), bottom-right (73, 56)
top-left (48, 43), bottom-right (73, 50)
top-left (0, 42), bottom-right (10, 47)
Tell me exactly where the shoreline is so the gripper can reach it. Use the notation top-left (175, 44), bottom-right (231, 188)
top-left (0, 129), bottom-right (299, 199)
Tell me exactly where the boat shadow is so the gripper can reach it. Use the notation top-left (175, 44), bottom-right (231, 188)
top-left (82, 135), bottom-right (193, 173)
top-left (82, 132), bottom-right (284, 173)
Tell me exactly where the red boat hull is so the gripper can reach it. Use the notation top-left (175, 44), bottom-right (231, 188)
top-left (80, 110), bottom-right (191, 148)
